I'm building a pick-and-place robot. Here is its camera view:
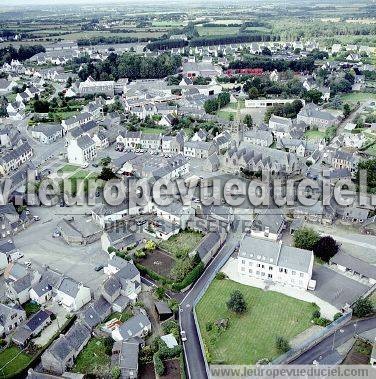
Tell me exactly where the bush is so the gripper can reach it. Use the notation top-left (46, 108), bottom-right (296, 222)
top-left (135, 263), bottom-right (172, 284)
top-left (153, 353), bottom-right (165, 376)
top-left (215, 272), bottom-right (227, 280)
top-left (313, 236), bottom-right (339, 263)
top-left (111, 367), bottom-right (121, 379)
top-left (206, 322), bottom-right (213, 332)
top-left (353, 298), bottom-right (374, 318)
top-left (134, 250), bottom-right (146, 259)
top-left (275, 336), bottom-right (290, 353)
top-left (171, 262), bottom-right (204, 291)
top-left (312, 310), bottom-right (321, 319)
top-left (333, 312), bottom-right (343, 321)
top-left (312, 317), bottom-right (331, 327)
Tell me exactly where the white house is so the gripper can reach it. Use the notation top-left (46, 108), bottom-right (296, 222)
top-left (67, 135), bottom-right (97, 167)
top-left (238, 236), bottom-right (314, 290)
top-left (55, 277), bottom-right (91, 311)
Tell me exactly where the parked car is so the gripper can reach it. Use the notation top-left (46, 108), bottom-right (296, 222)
top-left (180, 331), bottom-right (187, 342)
top-left (92, 163), bottom-right (99, 168)
top-left (94, 264), bottom-right (104, 272)
top-left (33, 215), bottom-right (40, 221)
top-left (52, 230), bottom-right (61, 238)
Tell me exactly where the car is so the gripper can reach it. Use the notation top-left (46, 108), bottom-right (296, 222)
top-left (82, 163), bottom-right (89, 168)
top-left (94, 264), bottom-right (104, 272)
top-left (136, 220), bottom-right (147, 226)
top-left (25, 260), bottom-right (32, 267)
top-left (52, 230), bottom-right (61, 238)
top-left (33, 215), bottom-right (40, 221)
top-left (92, 163), bottom-right (99, 168)
top-left (180, 331), bottom-right (187, 342)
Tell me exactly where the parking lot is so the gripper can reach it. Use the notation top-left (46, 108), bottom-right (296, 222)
top-left (13, 204), bottom-right (108, 294)
top-left (311, 265), bottom-right (369, 309)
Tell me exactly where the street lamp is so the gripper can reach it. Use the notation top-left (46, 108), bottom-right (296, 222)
top-left (331, 328), bottom-right (344, 350)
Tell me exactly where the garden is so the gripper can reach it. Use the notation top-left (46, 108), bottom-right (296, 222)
top-left (196, 278), bottom-right (318, 364)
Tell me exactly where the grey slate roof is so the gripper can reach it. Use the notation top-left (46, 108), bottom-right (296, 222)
top-left (26, 310), bottom-right (52, 332)
top-left (58, 277), bottom-right (80, 298)
top-left (31, 278), bottom-right (52, 297)
top-left (331, 251), bottom-right (376, 280)
top-left (239, 236), bottom-right (313, 273)
top-left (76, 134), bottom-right (95, 150)
top-left (64, 322), bottom-right (90, 352)
top-left (117, 312), bottom-right (151, 340)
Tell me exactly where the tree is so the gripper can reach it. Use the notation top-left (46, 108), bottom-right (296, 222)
top-left (111, 367), bottom-right (121, 379)
top-left (204, 98), bottom-right (219, 114)
top-left (98, 167), bottom-right (117, 181)
top-left (243, 114), bottom-right (253, 128)
top-left (226, 290), bottom-right (247, 314)
top-left (100, 156), bottom-right (111, 166)
top-left (248, 86), bottom-right (259, 99)
top-left (293, 227), bottom-right (320, 250)
top-left (353, 298), bottom-right (374, 317)
top-left (304, 89), bottom-right (323, 104)
top-left (275, 336), bottom-right (290, 353)
top-left (155, 286), bottom-right (166, 300)
top-left (313, 236), bottom-right (338, 262)
top-left (145, 240), bottom-right (156, 251)
top-left (343, 103), bottom-right (351, 118)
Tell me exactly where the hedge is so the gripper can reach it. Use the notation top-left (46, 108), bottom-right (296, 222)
top-left (135, 263), bottom-right (172, 284)
top-left (171, 262), bottom-right (204, 292)
top-left (153, 353), bottom-right (165, 376)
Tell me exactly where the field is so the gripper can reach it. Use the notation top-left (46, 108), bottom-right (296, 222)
top-left (158, 230), bottom-right (203, 258)
top-left (0, 346), bottom-right (33, 377)
top-left (73, 338), bottom-right (111, 375)
top-left (196, 279), bottom-right (317, 364)
top-left (196, 25), bottom-right (240, 36)
top-left (141, 127), bottom-right (166, 135)
top-left (340, 92), bottom-right (376, 104)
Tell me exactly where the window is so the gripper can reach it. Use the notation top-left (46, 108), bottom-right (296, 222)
top-left (249, 269), bottom-right (252, 274)
top-left (268, 274), bottom-right (272, 278)
top-left (248, 262), bottom-right (252, 266)
top-left (261, 272), bottom-right (265, 277)
top-left (300, 273), bottom-right (304, 277)
top-left (292, 271), bottom-right (296, 276)
top-left (242, 260), bottom-right (245, 264)
top-left (269, 266), bottom-right (273, 271)
top-left (257, 263), bottom-right (261, 268)
top-left (279, 268), bottom-right (283, 272)
top-left (256, 271), bottom-right (260, 276)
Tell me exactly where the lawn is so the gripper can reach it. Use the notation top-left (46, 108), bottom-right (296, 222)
top-left (72, 338), bottom-right (111, 375)
top-left (57, 164), bottom-right (80, 174)
top-left (105, 310), bottom-right (133, 323)
top-left (304, 130), bottom-right (326, 140)
top-left (216, 109), bottom-right (237, 121)
top-left (141, 127), bottom-right (165, 135)
top-left (159, 230), bottom-right (203, 258)
top-left (0, 346), bottom-right (33, 377)
top-left (23, 301), bottom-right (41, 318)
top-left (340, 92), bottom-right (376, 103)
top-left (196, 279), bottom-right (317, 364)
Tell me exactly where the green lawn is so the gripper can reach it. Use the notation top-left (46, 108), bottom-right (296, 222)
top-left (105, 310), bottom-right (133, 323)
top-left (57, 164), bottom-right (80, 174)
top-left (0, 346), bottom-right (33, 377)
top-left (159, 230), bottom-right (203, 258)
top-left (196, 279), bottom-right (317, 364)
top-left (140, 127), bottom-right (165, 135)
top-left (72, 338), bottom-right (111, 375)
top-left (340, 92), bottom-right (376, 103)
top-left (23, 301), bottom-right (41, 318)
top-left (304, 130), bottom-right (326, 140)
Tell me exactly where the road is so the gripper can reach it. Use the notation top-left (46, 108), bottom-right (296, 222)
top-left (291, 317), bottom-right (376, 364)
top-left (335, 100), bottom-right (373, 137)
top-left (179, 227), bottom-right (241, 379)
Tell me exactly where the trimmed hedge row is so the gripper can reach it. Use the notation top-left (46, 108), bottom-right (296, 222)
top-left (171, 262), bottom-right (204, 292)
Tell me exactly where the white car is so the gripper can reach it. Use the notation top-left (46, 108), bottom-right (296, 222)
top-left (180, 330), bottom-right (187, 342)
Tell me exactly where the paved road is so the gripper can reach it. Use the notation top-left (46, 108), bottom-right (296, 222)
top-left (291, 317), bottom-right (376, 364)
top-left (179, 230), bottom-right (240, 379)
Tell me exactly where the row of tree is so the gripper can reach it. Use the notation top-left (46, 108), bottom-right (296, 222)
top-left (203, 92), bottom-right (231, 114)
top-left (0, 44), bottom-right (45, 66)
top-left (77, 52), bottom-right (182, 81)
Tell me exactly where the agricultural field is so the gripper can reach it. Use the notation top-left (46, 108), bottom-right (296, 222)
top-left (196, 279), bottom-right (317, 364)
top-left (196, 25), bottom-right (240, 37)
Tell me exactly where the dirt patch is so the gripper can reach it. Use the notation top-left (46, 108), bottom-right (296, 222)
top-left (139, 362), bottom-right (156, 379)
top-left (138, 248), bottom-right (176, 278)
top-left (161, 358), bottom-right (181, 379)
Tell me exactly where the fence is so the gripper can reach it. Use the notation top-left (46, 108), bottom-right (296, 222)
top-left (272, 310), bottom-right (353, 364)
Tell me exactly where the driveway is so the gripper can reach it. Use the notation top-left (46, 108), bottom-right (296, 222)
top-left (311, 265), bottom-right (369, 309)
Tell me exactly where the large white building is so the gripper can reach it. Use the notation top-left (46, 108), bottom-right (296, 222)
top-left (238, 237), bottom-right (314, 290)
top-left (66, 135), bottom-right (97, 167)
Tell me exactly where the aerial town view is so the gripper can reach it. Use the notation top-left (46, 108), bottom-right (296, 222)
top-left (0, 0), bottom-right (375, 378)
